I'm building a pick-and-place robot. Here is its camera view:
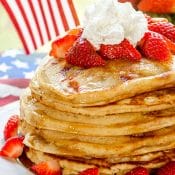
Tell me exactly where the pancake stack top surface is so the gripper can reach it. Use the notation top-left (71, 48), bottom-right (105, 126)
top-left (20, 0), bottom-right (175, 174)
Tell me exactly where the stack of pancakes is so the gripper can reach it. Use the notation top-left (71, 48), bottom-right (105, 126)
top-left (20, 55), bottom-right (175, 175)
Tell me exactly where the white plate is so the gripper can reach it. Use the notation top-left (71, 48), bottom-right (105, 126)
top-left (0, 101), bottom-right (33, 175)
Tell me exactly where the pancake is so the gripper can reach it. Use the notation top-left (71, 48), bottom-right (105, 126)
top-left (31, 85), bottom-right (175, 115)
top-left (28, 79), bottom-right (175, 115)
top-left (21, 89), bottom-right (175, 125)
top-left (30, 55), bottom-right (175, 106)
top-left (26, 148), bottom-right (175, 175)
top-left (22, 121), bottom-right (175, 159)
top-left (20, 54), bottom-right (175, 174)
top-left (22, 124), bottom-right (167, 166)
top-left (21, 98), bottom-right (175, 136)
top-left (20, 120), bottom-right (175, 146)
top-left (20, 85), bottom-right (175, 159)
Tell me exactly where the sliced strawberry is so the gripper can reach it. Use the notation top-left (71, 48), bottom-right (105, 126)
top-left (157, 161), bottom-right (175, 175)
top-left (68, 28), bottom-right (83, 36)
top-left (138, 31), bottom-right (171, 61)
top-left (138, 0), bottom-right (175, 13)
top-left (150, 18), bottom-right (169, 24)
top-left (148, 22), bottom-right (175, 43)
top-left (145, 14), bottom-right (168, 24)
top-left (3, 115), bottom-right (19, 140)
top-left (125, 166), bottom-right (149, 175)
top-left (79, 168), bottom-right (99, 175)
top-left (31, 159), bottom-right (61, 175)
top-left (100, 39), bottom-right (141, 61)
top-left (0, 136), bottom-right (24, 158)
top-left (65, 38), bottom-right (105, 68)
top-left (49, 28), bottom-right (82, 59)
top-left (144, 14), bottom-right (153, 24)
top-left (49, 35), bottom-right (78, 59)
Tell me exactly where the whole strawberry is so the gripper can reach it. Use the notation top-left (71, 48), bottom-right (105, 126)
top-left (148, 22), bottom-right (175, 43)
top-left (157, 161), bottom-right (175, 175)
top-left (65, 38), bottom-right (105, 68)
top-left (125, 166), bottom-right (149, 175)
top-left (138, 31), bottom-right (171, 61)
top-left (100, 39), bottom-right (141, 61)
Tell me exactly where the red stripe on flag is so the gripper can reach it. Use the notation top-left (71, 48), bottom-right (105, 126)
top-left (56, 0), bottom-right (69, 31)
top-left (1, 0), bottom-right (80, 54)
top-left (38, 0), bottom-right (51, 41)
top-left (0, 95), bottom-right (19, 107)
top-left (47, 0), bottom-right (59, 36)
top-left (28, 0), bottom-right (44, 45)
top-left (1, 0), bottom-right (30, 54)
top-left (68, 0), bottom-right (80, 26)
top-left (0, 79), bottom-right (30, 88)
top-left (16, 0), bottom-right (37, 49)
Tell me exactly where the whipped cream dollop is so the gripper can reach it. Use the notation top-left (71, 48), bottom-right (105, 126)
top-left (82, 0), bottom-right (148, 49)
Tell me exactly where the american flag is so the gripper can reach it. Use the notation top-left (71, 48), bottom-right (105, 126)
top-left (0, 79), bottom-right (29, 107)
top-left (0, 50), bottom-right (45, 107)
top-left (1, 0), bottom-right (80, 54)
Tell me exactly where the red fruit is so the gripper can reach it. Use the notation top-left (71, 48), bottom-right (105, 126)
top-left (49, 28), bottom-right (82, 59)
top-left (3, 115), bottom-right (19, 140)
top-left (0, 136), bottom-right (24, 158)
top-left (49, 35), bottom-right (77, 59)
top-left (148, 22), bottom-right (175, 43)
top-left (138, 0), bottom-right (175, 13)
top-left (31, 159), bottom-right (61, 175)
top-left (100, 39), bottom-right (141, 61)
top-left (157, 161), bottom-right (175, 175)
top-left (65, 38), bottom-right (105, 68)
top-left (68, 28), bottom-right (83, 36)
top-left (144, 14), bottom-right (153, 24)
top-left (125, 166), bottom-right (149, 175)
top-left (145, 14), bottom-right (168, 25)
top-left (79, 168), bottom-right (99, 175)
top-left (139, 31), bottom-right (171, 61)
top-left (165, 38), bottom-right (175, 53)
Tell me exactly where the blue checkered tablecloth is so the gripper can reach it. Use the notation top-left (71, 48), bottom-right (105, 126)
top-left (0, 50), bottom-right (46, 79)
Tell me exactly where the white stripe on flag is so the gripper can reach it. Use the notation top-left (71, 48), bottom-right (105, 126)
top-left (30, 0), bottom-right (48, 43)
top-left (41, 0), bottom-right (56, 39)
top-left (61, 0), bottom-right (76, 29)
top-left (50, 0), bottom-right (65, 35)
top-left (8, 1), bottom-right (35, 53)
top-left (2, 0), bottom-right (80, 54)
top-left (20, 0), bottom-right (42, 48)
top-left (0, 84), bottom-right (26, 98)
